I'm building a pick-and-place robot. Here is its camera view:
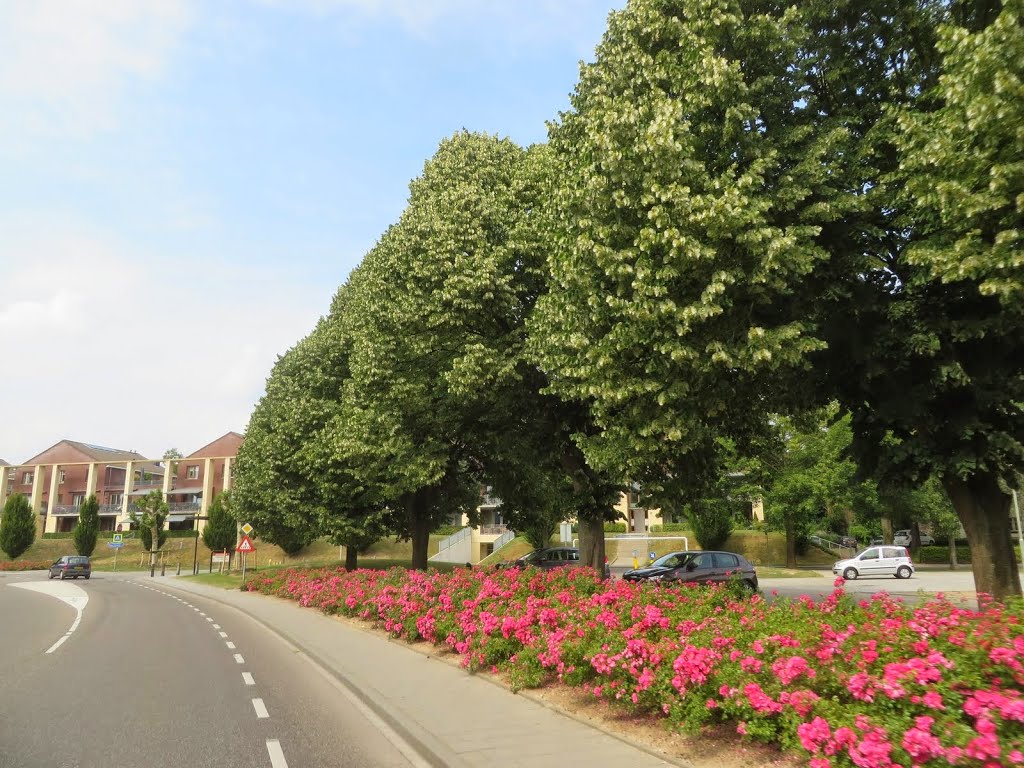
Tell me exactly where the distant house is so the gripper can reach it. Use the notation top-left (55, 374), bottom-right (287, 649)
top-left (0, 434), bottom-right (242, 536)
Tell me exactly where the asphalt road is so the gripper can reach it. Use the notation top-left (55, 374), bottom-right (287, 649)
top-left (0, 572), bottom-right (419, 768)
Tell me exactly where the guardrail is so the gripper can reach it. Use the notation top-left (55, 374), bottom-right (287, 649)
top-left (492, 529), bottom-right (515, 550)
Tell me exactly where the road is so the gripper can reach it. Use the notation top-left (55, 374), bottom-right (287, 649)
top-left (0, 572), bottom-right (422, 768)
top-left (609, 565), bottom-right (981, 606)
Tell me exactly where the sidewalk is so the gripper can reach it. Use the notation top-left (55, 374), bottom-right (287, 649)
top-left (159, 577), bottom-right (684, 768)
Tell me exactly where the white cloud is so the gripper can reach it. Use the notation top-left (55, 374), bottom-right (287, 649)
top-left (0, 225), bottom-right (325, 464)
top-left (0, 0), bottom-right (190, 134)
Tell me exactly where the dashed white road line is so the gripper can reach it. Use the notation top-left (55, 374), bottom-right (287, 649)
top-left (213, 623), bottom-right (221, 629)
top-left (234, 653), bottom-right (245, 664)
top-left (219, 631), bottom-right (228, 638)
top-left (252, 698), bottom-right (270, 719)
top-left (226, 641), bottom-right (236, 649)
top-left (243, 672), bottom-right (256, 686)
top-left (266, 739), bottom-right (288, 768)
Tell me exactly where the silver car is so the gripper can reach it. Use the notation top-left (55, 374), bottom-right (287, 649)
top-left (833, 546), bottom-right (914, 580)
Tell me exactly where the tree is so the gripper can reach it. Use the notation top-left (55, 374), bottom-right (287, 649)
top-left (72, 494), bottom-right (99, 557)
top-left (163, 448), bottom-right (182, 478)
top-left (686, 499), bottom-right (734, 551)
top-left (131, 490), bottom-right (167, 570)
top-left (202, 491), bottom-right (237, 557)
top-left (0, 493), bottom-right (35, 559)
top-left (339, 133), bottom-right (613, 569)
top-left (534, 0), bottom-right (1023, 598)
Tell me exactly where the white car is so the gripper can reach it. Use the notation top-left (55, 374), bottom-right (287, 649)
top-left (893, 530), bottom-right (935, 547)
top-left (833, 546), bottom-right (915, 580)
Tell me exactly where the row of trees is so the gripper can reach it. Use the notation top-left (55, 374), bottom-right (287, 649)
top-left (0, 490), bottom-right (238, 564)
top-left (234, 0), bottom-right (1022, 598)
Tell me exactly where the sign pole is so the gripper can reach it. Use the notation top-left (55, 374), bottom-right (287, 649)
top-left (241, 552), bottom-right (247, 583)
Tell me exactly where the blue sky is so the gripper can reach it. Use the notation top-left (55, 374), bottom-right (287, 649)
top-left (0, 0), bottom-right (623, 465)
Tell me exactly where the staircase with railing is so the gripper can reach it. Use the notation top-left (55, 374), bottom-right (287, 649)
top-left (430, 526), bottom-right (472, 563)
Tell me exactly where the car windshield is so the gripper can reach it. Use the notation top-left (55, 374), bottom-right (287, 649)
top-left (519, 550), bottom-right (544, 563)
top-left (650, 552), bottom-right (693, 569)
top-left (69, 557), bottom-right (89, 565)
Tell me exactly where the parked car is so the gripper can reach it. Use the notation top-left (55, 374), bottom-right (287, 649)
top-left (833, 546), bottom-right (914, 580)
top-left (504, 547), bottom-right (611, 578)
top-left (840, 536), bottom-right (858, 549)
top-left (48, 555), bottom-right (91, 580)
top-left (893, 529), bottom-right (935, 547)
top-left (622, 550), bottom-right (758, 591)
top-left (869, 537), bottom-right (885, 546)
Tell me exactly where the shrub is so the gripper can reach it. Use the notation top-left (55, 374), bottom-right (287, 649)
top-left (203, 493), bottom-right (237, 553)
top-left (603, 522), bottom-right (627, 533)
top-left (651, 523), bottom-right (690, 533)
top-left (917, 545), bottom-right (972, 564)
top-left (0, 493), bottom-right (36, 559)
top-left (688, 501), bottom-right (733, 550)
top-left (73, 495), bottom-right (99, 556)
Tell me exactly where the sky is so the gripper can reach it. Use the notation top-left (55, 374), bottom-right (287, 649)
top-left (0, 0), bottom-right (623, 465)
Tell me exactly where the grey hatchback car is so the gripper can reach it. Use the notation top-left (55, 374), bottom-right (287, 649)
top-left (49, 556), bottom-right (91, 580)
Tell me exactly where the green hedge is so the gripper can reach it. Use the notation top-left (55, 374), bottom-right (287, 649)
top-left (43, 530), bottom-right (197, 540)
top-left (917, 545), bottom-right (971, 564)
top-left (650, 523), bottom-right (689, 533)
top-left (603, 523), bottom-right (627, 533)
top-left (432, 525), bottom-right (464, 536)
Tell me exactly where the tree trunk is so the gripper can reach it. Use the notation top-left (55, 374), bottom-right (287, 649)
top-left (150, 521), bottom-right (160, 570)
top-left (409, 491), bottom-right (431, 571)
top-left (943, 472), bottom-right (1021, 601)
top-left (784, 512), bottom-right (797, 569)
top-left (881, 517), bottom-right (893, 545)
top-left (345, 546), bottom-right (358, 570)
top-left (949, 538), bottom-right (958, 570)
top-left (577, 512), bottom-right (607, 578)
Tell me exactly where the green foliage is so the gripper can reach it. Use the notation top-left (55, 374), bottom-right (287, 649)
top-left (687, 499), bottom-right (733, 551)
top-left (602, 522), bottom-right (627, 534)
top-left (72, 494), bottom-right (99, 556)
top-left (918, 545), bottom-right (972, 564)
top-left (202, 492), bottom-right (237, 554)
top-left (0, 493), bottom-right (35, 559)
top-left (130, 490), bottom-right (168, 553)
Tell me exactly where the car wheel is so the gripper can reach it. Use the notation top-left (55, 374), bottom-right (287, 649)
top-left (743, 579), bottom-right (757, 593)
top-left (84, 575), bottom-right (91, 580)
top-left (59, 570), bottom-right (65, 580)
top-left (48, 571), bottom-right (54, 580)
top-left (896, 566), bottom-right (912, 580)
top-left (843, 567), bottom-right (858, 580)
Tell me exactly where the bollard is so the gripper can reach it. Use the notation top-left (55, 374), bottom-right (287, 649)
top-left (150, 563), bottom-right (155, 577)
top-left (176, 562), bottom-right (181, 576)
top-left (161, 561), bottom-right (166, 576)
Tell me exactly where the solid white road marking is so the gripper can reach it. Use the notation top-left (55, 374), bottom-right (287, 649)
top-left (243, 672), bottom-right (255, 686)
top-left (234, 653), bottom-right (245, 664)
top-left (10, 582), bottom-right (89, 655)
top-left (226, 641), bottom-right (236, 649)
top-left (266, 739), bottom-right (289, 768)
top-left (252, 698), bottom-right (269, 719)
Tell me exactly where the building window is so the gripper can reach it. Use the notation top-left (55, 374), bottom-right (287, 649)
top-left (6, 469), bottom-right (14, 480)
top-left (186, 465), bottom-right (200, 480)
top-left (108, 493), bottom-right (123, 507)
top-left (59, 470), bottom-right (66, 484)
top-left (22, 472), bottom-right (33, 485)
top-left (72, 494), bottom-right (85, 507)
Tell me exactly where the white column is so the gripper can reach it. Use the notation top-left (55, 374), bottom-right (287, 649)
top-left (162, 460), bottom-right (172, 496)
top-left (200, 458), bottom-right (214, 516)
top-left (223, 457), bottom-right (233, 492)
top-left (0, 465), bottom-right (10, 504)
top-left (47, 463), bottom-right (60, 516)
top-left (85, 463), bottom-right (98, 502)
top-left (121, 461), bottom-right (135, 521)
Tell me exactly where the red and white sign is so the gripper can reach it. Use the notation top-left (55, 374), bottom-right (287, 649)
top-left (236, 535), bottom-right (255, 553)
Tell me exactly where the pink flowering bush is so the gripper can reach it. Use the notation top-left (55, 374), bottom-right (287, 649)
top-left (244, 567), bottom-right (1024, 767)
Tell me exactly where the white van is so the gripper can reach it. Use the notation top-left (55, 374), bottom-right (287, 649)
top-left (833, 546), bottom-right (915, 580)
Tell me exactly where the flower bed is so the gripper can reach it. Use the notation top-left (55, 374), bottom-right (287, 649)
top-left (0, 560), bottom-right (52, 571)
top-left (244, 566), bottom-right (1024, 767)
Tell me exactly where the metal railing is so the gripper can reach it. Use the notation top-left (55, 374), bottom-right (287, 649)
top-left (479, 524), bottom-right (508, 535)
top-left (492, 529), bottom-right (516, 550)
top-left (809, 534), bottom-right (852, 553)
top-left (431, 526), bottom-right (471, 561)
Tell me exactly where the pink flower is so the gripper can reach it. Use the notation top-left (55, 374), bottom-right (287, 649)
top-left (797, 717), bottom-right (832, 752)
